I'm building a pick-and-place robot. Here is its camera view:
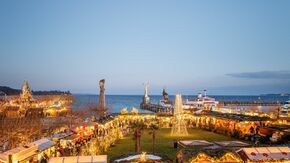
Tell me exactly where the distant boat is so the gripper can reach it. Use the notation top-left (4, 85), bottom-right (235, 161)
top-left (279, 100), bottom-right (290, 119)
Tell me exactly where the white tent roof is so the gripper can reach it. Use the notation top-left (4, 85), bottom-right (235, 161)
top-left (214, 141), bottom-right (250, 147)
top-left (48, 155), bottom-right (107, 163)
top-left (194, 110), bottom-right (203, 114)
top-left (114, 154), bottom-right (161, 162)
top-left (179, 140), bottom-right (213, 146)
top-left (28, 138), bottom-right (56, 151)
top-left (237, 147), bottom-right (290, 161)
top-left (0, 138), bottom-right (56, 163)
top-left (1, 144), bottom-right (37, 162)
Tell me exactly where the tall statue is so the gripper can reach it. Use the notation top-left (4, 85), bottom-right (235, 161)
top-left (162, 88), bottom-right (170, 104)
top-left (98, 79), bottom-right (107, 119)
top-left (143, 83), bottom-right (150, 104)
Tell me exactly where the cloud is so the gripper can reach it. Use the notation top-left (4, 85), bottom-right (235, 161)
top-left (226, 70), bottom-right (290, 79)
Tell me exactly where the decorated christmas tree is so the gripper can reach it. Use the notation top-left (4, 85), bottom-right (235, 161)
top-left (171, 94), bottom-right (188, 135)
top-left (20, 81), bottom-right (33, 105)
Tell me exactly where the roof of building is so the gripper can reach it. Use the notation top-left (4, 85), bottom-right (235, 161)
top-left (237, 146), bottom-right (290, 161)
top-left (28, 138), bottom-right (56, 151)
top-left (48, 155), bottom-right (107, 163)
top-left (178, 140), bottom-right (213, 147)
top-left (214, 141), bottom-right (250, 148)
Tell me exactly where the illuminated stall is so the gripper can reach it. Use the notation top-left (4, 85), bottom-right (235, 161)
top-left (0, 138), bottom-right (55, 163)
top-left (189, 151), bottom-right (243, 163)
top-left (237, 147), bottom-right (290, 162)
top-left (48, 155), bottom-right (107, 163)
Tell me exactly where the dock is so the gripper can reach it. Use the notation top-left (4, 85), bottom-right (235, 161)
top-left (140, 102), bottom-right (173, 113)
top-left (219, 101), bottom-right (283, 107)
top-left (140, 101), bottom-right (283, 114)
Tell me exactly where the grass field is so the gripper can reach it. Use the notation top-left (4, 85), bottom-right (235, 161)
top-left (105, 128), bottom-right (236, 160)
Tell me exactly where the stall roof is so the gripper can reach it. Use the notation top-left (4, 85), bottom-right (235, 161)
top-left (178, 140), bottom-right (213, 147)
top-left (29, 138), bottom-right (56, 151)
top-left (49, 132), bottom-right (73, 139)
top-left (48, 155), bottom-right (107, 163)
top-left (0, 145), bottom-right (37, 163)
top-left (2, 145), bottom-right (36, 156)
top-left (0, 138), bottom-right (55, 163)
top-left (214, 141), bottom-right (250, 147)
top-left (237, 147), bottom-right (290, 161)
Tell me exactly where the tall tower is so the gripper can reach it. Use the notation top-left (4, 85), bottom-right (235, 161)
top-left (98, 79), bottom-right (106, 119)
top-left (171, 94), bottom-right (188, 135)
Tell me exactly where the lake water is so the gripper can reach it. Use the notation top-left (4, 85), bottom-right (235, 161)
top-left (73, 94), bottom-right (289, 113)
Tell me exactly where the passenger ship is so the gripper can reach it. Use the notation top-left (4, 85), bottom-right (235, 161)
top-left (279, 100), bottom-right (290, 119)
top-left (184, 90), bottom-right (219, 110)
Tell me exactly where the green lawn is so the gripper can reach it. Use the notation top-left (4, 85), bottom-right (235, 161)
top-left (105, 128), bottom-right (236, 161)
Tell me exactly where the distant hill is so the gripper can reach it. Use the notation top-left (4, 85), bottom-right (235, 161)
top-left (0, 86), bottom-right (20, 95)
top-left (0, 86), bottom-right (71, 96)
top-left (260, 93), bottom-right (289, 97)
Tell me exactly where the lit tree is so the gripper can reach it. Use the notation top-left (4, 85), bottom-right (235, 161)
top-left (131, 121), bottom-right (146, 153)
top-left (120, 108), bottom-right (128, 114)
top-left (149, 123), bottom-right (159, 154)
top-left (131, 107), bottom-right (139, 114)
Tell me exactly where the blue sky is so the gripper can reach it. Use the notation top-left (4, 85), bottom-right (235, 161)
top-left (0, 1), bottom-right (290, 95)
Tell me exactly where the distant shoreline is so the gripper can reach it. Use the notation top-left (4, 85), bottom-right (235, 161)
top-left (73, 93), bottom-right (289, 97)
top-left (0, 86), bottom-right (71, 96)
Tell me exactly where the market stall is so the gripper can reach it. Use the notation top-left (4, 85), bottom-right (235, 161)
top-left (48, 155), bottom-right (107, 163)
top-left (32, 138), bottom-right (56, 161)
top-left (0, 138), bottom-right (56, 163)
top-left (237, 146), bottom-right (290, 162)
top-left (0, 143), bottom-right (37, 163)
top-left (189, 152), bottom-right (243, 163)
